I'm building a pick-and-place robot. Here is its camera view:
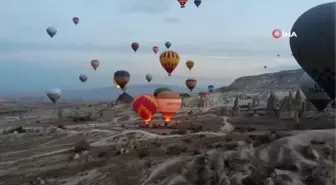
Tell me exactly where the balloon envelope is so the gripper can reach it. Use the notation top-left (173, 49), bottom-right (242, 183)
top-left (165, 41), bottom-right (172, 49)
top-left (46, 89), bottom-right (62, 104)
top-left (290, 2), bottom-right (335, 99)
top-left (133, 95), bottom-right (158, 123)
top-left (159, 50), bottom-right (180, 76)
top-left (145, 74), bottom-right (153, 83)
top-left (300, 72), bottom-right (332, 111)
top-left (156, 91), bottom-right (182, 122)
top-left (153, 87), bottom-right (172, 97)
top-left (186, 60), bottom-right (194, 70)
top-left (46, 27), bottom-right (57, 38)
top-left (114, 70), bottom-right (130, 89)
top-left (177, 0), bottom-right (188, 8)
top-left (91, 60), bottom-right (100, 70)
top-left (113, 78), bottom-right (120, 89)
top-left (73, 17), bottom-right (79, 25)
top-left (131, 42), bottom-right (139, 52)
top-left (186, 79), bottom-right (197, 92)
top-left (208, 85), bottom-right (215, 92)
top-left (153, 46), bottom-right (159, 54)
top-left (79, 74), bottom-right (88, 83)
top-left (194, 0), bottom-right (201, 7)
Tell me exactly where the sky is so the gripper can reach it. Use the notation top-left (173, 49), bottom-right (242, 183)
top-left (0, 0), bottom-right (332, 93)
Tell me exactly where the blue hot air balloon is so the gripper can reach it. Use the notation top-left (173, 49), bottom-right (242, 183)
top-left (208, 85), bottom-right (215, 92)
top-left (165, 41), bottom-right (172, 49)
top-left (46, 27), bottom-right (57, 38)
top-left (194, 0), bottom-right (201, 7)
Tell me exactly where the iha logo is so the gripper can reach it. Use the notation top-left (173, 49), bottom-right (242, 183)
top-left (272, 29), bottom-right (297, 39)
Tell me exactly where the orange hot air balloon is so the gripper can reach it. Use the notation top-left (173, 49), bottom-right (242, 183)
top-left (156, 91), bottom-right (182, 123)
top-left (159, 50), bottom-right (180, 76)
top-left (91, 60), bottom-right (100, 70)
top-left (133, 95), bottom-right (158, 124)
top-left (177, 0), bottom-right (188, 8)
top-left (186, 79), bottom-right (197, 92)
top-left (186, 60), bottom-right (194, 71)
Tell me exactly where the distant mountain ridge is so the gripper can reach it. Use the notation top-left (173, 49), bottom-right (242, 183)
top-left (217, 69), bottom-right (304, 93)
top-left (1, 69), bottom-right (305, 102)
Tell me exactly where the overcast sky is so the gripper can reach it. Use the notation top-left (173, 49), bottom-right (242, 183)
top-left (0, 0), bottom-right (331, 92)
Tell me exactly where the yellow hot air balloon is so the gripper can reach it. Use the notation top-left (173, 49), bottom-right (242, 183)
top-left (159, 50), bottom-right (180, 76)
top-left (186, 60), bottom-right (194, 71)
top-left (113, 78), bottom-right (120, 89)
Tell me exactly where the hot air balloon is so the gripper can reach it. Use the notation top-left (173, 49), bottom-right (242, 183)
top-left (114, 70), bottom-right (130, 90)
top-left (153, 46), bottom-right (159, 54)
top-left (145, 74), bottom-right (153, 83)
top-left (186, 60), bottom-right (194, 71)
top-left (194, 0), bottom-right (201, 7)
top-left (156, 91), bottom-right (182, 123)
top-left (290, 2), bottom-right (335, 100)
top-left (91, 60), bottom-right (100, 70)
top-left (186, 79), bottom-right (197, 92)
top-left (154, 87), bottom-right (172, 97)
top-left (79, 74), bottom-right (87, 83)
top-left (46, 27), bottom-right (57, 38)
top-left (165, 41), bottom-right (172, 49)
top-left (277, 54), bottom-right (280, 57)
top-left (133, 95), bottom-right (158, 124)
top-left (177, 0), bottom-right (188, 8)
top-left (208, 85), bottom-right (214, 92)
top-left (113, 78), bottom-right (120, 89)
top-left (131, 42), bottom-right (139, 52)
top-left (46, 89), bottom-right (62, 104)
top-left (159, 50), bottom-right (180, 76)
top-left (72, 17), bottom-right (79, 25)
top-left (264, 65), bottom-right (267, 70)
top-left (300, 72), bottom-right (332, 111)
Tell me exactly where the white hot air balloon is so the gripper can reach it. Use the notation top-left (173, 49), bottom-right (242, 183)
top-left (46, 89), bottom-right (62, 104)
top-left (300, 72), bottom-right (332, 111)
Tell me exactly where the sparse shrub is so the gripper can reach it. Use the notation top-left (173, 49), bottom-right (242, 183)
top-left (193, 150), bottom-right (201, 155)
top-left (182, 137), bottom-right (192, 143)
top-left (199, 134), bottom-right (205, 138)
top-left (171, 129), bottom-right (187, 135)
top-left (144, 160), bottom-right (152, 167)
top-left (98, 151), bottom-right (107, 158)
top-left (74, 140), bottom-right (90, 153)
top-left (36, 120), bottom-right (40, 124)
top-left (99, 111), bottom-right (103, 117)
top-left (57, 124), bottom-right (66, 130)
top-left (136, 148), bottom-right (149, 158)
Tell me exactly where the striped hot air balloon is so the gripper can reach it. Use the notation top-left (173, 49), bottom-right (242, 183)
top-left (153, 87), bottom-right (172, 97)
top-left (133, 95), bottom-right (158, 123)
top-left (177, 0), bottom-right (188, 8)
top-left (114, 70), bottom-right (130, 90)
top-left (186, 79), bottom-right (197, 92)
top-left (159, 50), bottom-right (180, 76)
top-left (156, 91), bottom-right (182, 123)
top-left (186, 60), bottom-right (194, 71)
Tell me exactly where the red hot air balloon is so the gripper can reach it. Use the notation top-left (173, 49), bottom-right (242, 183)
top-left (72, 17), bottom-right (79, 25)
top-left (177, 0), bottom-right (188, 8)
top-left (131, 42), bottom-right (139, 52)
top-left (153, 46), bottom-right (159, 54)
top-left (133, 95), bottom-right (158, 124)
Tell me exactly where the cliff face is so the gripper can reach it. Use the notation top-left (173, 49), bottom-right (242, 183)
top-left (217, 69), bottom-right (304, 92)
